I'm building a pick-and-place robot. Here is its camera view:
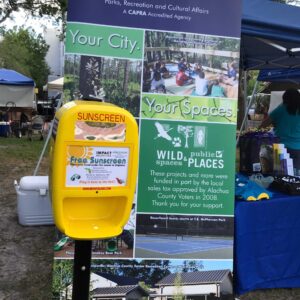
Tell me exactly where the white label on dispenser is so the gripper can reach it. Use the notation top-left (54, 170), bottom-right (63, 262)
top-left (66, 145), bottom-right (129, 187)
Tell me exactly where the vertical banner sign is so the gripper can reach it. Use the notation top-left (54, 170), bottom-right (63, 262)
top-left (52, 1), bottom-right (241, 299)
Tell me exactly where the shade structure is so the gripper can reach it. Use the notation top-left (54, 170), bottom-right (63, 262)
top-left (47, 77), bottom-right (64, 91)
top-left (241, 0), bottom-right (300, 70)
top-left (0, 69), bottom-right (35, 107)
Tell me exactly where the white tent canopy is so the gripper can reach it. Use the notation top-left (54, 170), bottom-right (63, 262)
top-left (47, 77), bottom-right (64, 91)
top-left (0, 69), bottom-right (35, 108)
top-left (0, 84), bottom-right (35, 107)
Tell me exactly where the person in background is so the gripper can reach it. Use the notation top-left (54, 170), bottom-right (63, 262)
top-left (176, 68), bottom-right (193, 86)
top-left (154, 61), bottom-right (161, 72)
top-left (143, 62), bottom-right (152, 92)
top-left (194, 71), bottom-right (208, 96)
top-left (28, 111), bottom-right (44, 140)
top-left (220, 59), bottom-right (239, 87)
top-left (178, 58), bottom-right (188, 71)
top-left (227, 59), bottom-right (238, 80)
top-left (210, 79), bottom-right (226, 97)
top-left (259, 88), bottom-right (300, 172)
top-left (159, 63), bottom-right (170, 79)
top-left (193, 63), bottom-right (203, 75)
top-left (150, 71), bottom-right (166, 93)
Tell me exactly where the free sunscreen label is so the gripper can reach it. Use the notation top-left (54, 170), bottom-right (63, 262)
top-left (66, 146), bottom-right (129, 187)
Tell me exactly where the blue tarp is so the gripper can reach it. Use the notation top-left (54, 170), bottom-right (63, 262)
top-left (241, 0), bottom-right (300, 70)
top-left (0, 69), bottom-right (34, 86)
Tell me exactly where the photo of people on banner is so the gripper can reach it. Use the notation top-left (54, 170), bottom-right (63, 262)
top-left (143, 31), bottom-right (239, 98)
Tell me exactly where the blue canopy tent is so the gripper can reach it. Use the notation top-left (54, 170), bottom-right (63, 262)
top-left (241, 0), bottom-right (300, 70)
top-left (0, 69), bottom-right (35, 108)
top-left (235, 1), bottom-right (300, 295)
top-left (257, 68), bottom-right (300, 83)
top-left (0, 69), bottom-right (34, 86)
top-left (257, 68), bottom-right (300, 93)
top-left (238, 0), bottom-right (300, 134)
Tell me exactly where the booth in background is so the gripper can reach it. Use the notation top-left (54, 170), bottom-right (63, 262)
top-left (235, 0), bottom-right (300, 294)
top-left (0, 69), bottom-right (35, 137)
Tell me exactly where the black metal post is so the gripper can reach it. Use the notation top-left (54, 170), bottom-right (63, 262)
top-left (72, 240), bottom-right (92, 300)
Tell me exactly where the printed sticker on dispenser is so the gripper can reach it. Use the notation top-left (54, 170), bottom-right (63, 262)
top-left (66, 145), bottom-right (129, 187)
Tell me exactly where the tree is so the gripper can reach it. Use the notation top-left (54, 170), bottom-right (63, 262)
top-left (182, 260), bottom-right (204, 272)
top-left (173, 273), bottom-right (184, 300)
top-left (91, 259), bottom-right (171, 286)
top-left (0, 27), bottom-right (50, 88)
top-left (52, 260), bottom-right (73, 299)
top-left (0, 0), bottom-right (67, 24)
top-left (0, 28), bottom-right (49, 88)
top-left (79, 55), bottom-right (102, 99)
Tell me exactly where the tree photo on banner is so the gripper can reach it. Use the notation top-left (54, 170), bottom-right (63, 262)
top-left (52, 0), bottom-right (242, 299)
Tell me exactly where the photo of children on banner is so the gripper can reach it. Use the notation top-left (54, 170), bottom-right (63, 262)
top-left (142, 31), bottom-right (240, 97)
top-left (150, 71), bottom-right (166, 94)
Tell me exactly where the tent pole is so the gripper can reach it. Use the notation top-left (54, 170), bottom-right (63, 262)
top-left (33, 97), bottom-right (64, 176)
top-left (236, 79), bottom-right (258, 146)
top-left (243, 70), bottom-right (248, 127)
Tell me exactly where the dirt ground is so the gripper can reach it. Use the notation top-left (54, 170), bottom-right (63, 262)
top-left (1, 137), bottom-right (300, 299)
top-left (0, 141), bottom-right (54, 300)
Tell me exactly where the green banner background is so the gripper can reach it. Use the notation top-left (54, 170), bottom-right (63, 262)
top-left (66, 22), bottom-right (144, 59)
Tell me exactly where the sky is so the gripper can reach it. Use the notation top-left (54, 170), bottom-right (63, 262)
top-left (168, 259), bottom-right (233, 272)
top-left (1, 9), bottom-right (60, 35)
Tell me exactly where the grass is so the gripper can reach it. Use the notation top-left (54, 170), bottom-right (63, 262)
top-left (0, 136), bottom-right (50, 176)
top-left (0, 136), bottom-right (48, 160)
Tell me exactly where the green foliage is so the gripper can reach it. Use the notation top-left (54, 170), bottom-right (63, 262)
top-left (145, 31), bottom-right (239, 69)
top-left (52, 260), bottom-right (73, 298)
top-left (246, 70), bottom-right (266, 96)
top-left (102, 79), bottom-right (140, 116)
top-left (91, 259), bottom-right (171, 285)
top-left (0, 27), bottom-right (50, 88)
top-left (138, 281), bottom-right (151, 292)
top-left (182, 260), bottom-right (204, 272)
top-left (64, 55), bottom-right (142, 117)
top-left (0, 136), bottom-right (47, 162)
top-left (173, 273), bottom-right (184, 300)
top-left (252, 93), bottom-right (271, 114)
top-left (0, 0), bottom-right (67, 24)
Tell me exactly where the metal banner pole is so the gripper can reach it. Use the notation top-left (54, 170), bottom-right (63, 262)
top-left (72, 240), bottom-right (92, 300)
top-left (236, 79), bottom-right (259, 146)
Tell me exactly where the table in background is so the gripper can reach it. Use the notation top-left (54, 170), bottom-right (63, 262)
top-left (234, 192), bottom-right (300, 295)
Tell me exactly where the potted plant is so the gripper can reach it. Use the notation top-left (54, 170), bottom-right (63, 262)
top-left (250, 93), bottom-right (270, 120)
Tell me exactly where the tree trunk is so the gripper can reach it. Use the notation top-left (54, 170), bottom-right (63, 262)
top-left (237, 70), bottom-right (246, 130)
top-left (79, 56), bottom-right (91, 99)
top-left (123, 60), bottom-right (130, 95)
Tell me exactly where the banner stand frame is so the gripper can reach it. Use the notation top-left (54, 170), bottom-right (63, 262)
top-left (72, 240), bottom-right (92, 300)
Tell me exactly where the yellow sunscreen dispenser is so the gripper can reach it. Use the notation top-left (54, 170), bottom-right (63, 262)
top-left (50, 100), bottom-right (138, 240)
